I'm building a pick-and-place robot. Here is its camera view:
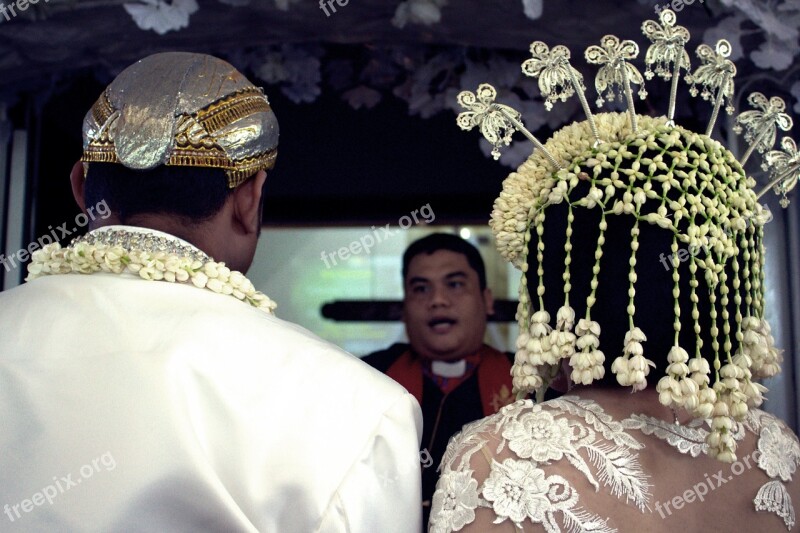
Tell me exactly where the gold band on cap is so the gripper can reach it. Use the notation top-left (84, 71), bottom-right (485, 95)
top-left (195, 87), bottom-right (272, 133)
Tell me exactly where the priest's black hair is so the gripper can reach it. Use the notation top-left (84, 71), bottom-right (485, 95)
top-left (403, 233), bottom-right (488, 290)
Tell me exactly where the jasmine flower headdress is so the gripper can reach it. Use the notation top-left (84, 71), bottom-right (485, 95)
top-left (457, 9), bottom-right (798, 463)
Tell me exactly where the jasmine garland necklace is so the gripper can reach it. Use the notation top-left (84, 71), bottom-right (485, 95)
top-left (26, 228), bottom-right (277, 314)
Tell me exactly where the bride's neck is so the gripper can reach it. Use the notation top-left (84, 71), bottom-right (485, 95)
top-left (563, 386), bottom-right (688, 423)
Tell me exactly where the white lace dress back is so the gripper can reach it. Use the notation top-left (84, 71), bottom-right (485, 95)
top-left (429, 391), bottom-right (800, 532)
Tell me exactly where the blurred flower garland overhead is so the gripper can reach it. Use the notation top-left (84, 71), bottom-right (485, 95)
top-left (123, 0), bottom-right (459, 33)
top-left (7, 0), bottom-right (795, 170)
top-left (113, 0), bottom-right (800, 167)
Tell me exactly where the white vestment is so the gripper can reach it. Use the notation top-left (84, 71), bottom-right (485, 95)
top-left (0, 228), bottom-right (423, 532)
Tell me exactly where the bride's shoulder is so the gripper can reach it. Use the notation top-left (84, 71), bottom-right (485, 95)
top-left (439, 394), bottom-right (625, 467)
top-left (746, 407), bottom-right (799, 437)
top-left (430, 396), bottom-right (639, 533)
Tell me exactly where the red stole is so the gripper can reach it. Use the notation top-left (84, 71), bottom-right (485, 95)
top-left (385, 344), bottom-right (515, 417)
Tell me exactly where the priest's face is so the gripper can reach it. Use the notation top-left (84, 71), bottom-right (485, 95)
top-left (402, 250), bottom-right (494, 361)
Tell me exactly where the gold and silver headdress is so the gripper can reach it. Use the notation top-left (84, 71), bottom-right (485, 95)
top-left (82, 52), bottom-right (279, 188)
top-left (457, 9), bottom-right (798, 463)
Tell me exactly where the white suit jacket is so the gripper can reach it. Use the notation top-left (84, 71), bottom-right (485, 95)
top-left (0, 265), bottom-right (422, 532)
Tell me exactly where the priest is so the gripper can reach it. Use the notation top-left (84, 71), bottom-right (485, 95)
top-left (363, 233), bottom-right (516, 526)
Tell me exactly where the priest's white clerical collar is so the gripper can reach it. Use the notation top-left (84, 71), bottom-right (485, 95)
top-left (431, 359), bottom-right (467, 378)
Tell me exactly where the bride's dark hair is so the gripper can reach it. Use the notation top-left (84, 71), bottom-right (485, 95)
top-left (527, 177), bottom-right (738, 389)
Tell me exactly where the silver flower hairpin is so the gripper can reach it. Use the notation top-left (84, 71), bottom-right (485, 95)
top-left (457, 8), bottom-right (797, 211)
top-left (456, 83), bottom-right (563, 169)
top-left (642, 8), bottom-right (691, 125)
top-left (522, 41), bottom-right (601, 145)
top-left (686, 39), bottom-right (737, 136)
top-left (760, 137), bottom-right (800, 206)
top-left (456, 84), bottom-right (519, 160)
top-left (585, 35), bottom-right (646, 133)
top-left (735, 92), bottom-right (794, 167)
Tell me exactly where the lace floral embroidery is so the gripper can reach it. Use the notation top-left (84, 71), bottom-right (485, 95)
top-left (430, 397), bottom-right (650, 532)
top-left (755, 481), bottom-right (795, 530)
top-left (758, 422), bottom-right (800, 482)
top-left (623, 414), bottom-right (710, 457)
top-left (625, 407), bottom-right (798, 529)
top-left (502, 410), bottom-right (572, 462)
top-left (480, 458), bottom-right (604, 532)
top-left (431, 398), bottom-right (800, 532)
top-left (430, 470), bottom-right (480, 533)
top-left (752, 416), bottom-right (800, 529)
top-left (623, 413), bottom-right (748, 456)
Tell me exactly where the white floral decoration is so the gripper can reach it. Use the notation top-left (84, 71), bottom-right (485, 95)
top-left (123, 0), bottom-right (198, 35)
top-left (456, 84), bottom-right (521, 160)
top-left (272, 0), bottom-right (300, 10)
top-left (611, 327), bottom-right (655, 392)
top-left (585, 35), bottom-right (647, 108)
top-left (501, 410), bottom-right (572, 462)
top-left (755, 480), bottom-right (796, 530)
top-left (522, 41), bottom-right (584, 112)
top-left (702, 14), bottom-right (746, 62)
top-left (762, 137), bottom-right (800, 207)
top-left (758, 422), bottom-right (800, 482)
top-left (431, 397), bottom-right (653, 531)
top-left (521, 0), bottom-right (543, 21)
top-left (392, 0), bottom-right (447, 29)
top-left (342, 86), bottom-right (382, 110)
top-left (526, 310), bottom-right (555, 365)
top-left (253, 45), bottom-right (322, 104)
top-left (656, 346), bottom-right (697, 410)
top-left (570, 318), bottom-right (605, 386)
top-left (718, 0), bottom-right (800, 71)
top-left (550, 305), bottom-right (577, 363)
top-left (27, 242), bottom-right (277, 314)
top-left (435, 396), bottom-right (800, 530)
top-left (750, 36), bottom-right (797, 71)
top-left (482, 458), bottom-right (577, 527)
top-left (734, 92), bottom-right (793, 166)
top-left (456, 6), bottom-right (795, 470)
top-left (429, 470), bottom-right (480, 533)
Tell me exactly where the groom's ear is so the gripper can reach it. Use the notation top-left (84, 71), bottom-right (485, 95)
top-left (70, 161), bottom-right (87, 213)
top-left (231, 170), bottom-right (267, 235)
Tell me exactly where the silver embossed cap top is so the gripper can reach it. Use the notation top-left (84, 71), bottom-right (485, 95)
top-left (81, 52), bottom-right (279, 188)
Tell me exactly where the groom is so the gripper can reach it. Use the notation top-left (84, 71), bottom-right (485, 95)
top-left (0, 52), bottom-right (422, 532)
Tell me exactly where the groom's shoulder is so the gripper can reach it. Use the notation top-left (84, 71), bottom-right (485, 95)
top-left (361, 342), bottom-right (410, 372)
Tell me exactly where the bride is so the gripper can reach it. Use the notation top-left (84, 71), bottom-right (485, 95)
top-left (430, 166), bottom-right (800, 532)
top-left (429, 14), bottom-right (800, 526)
